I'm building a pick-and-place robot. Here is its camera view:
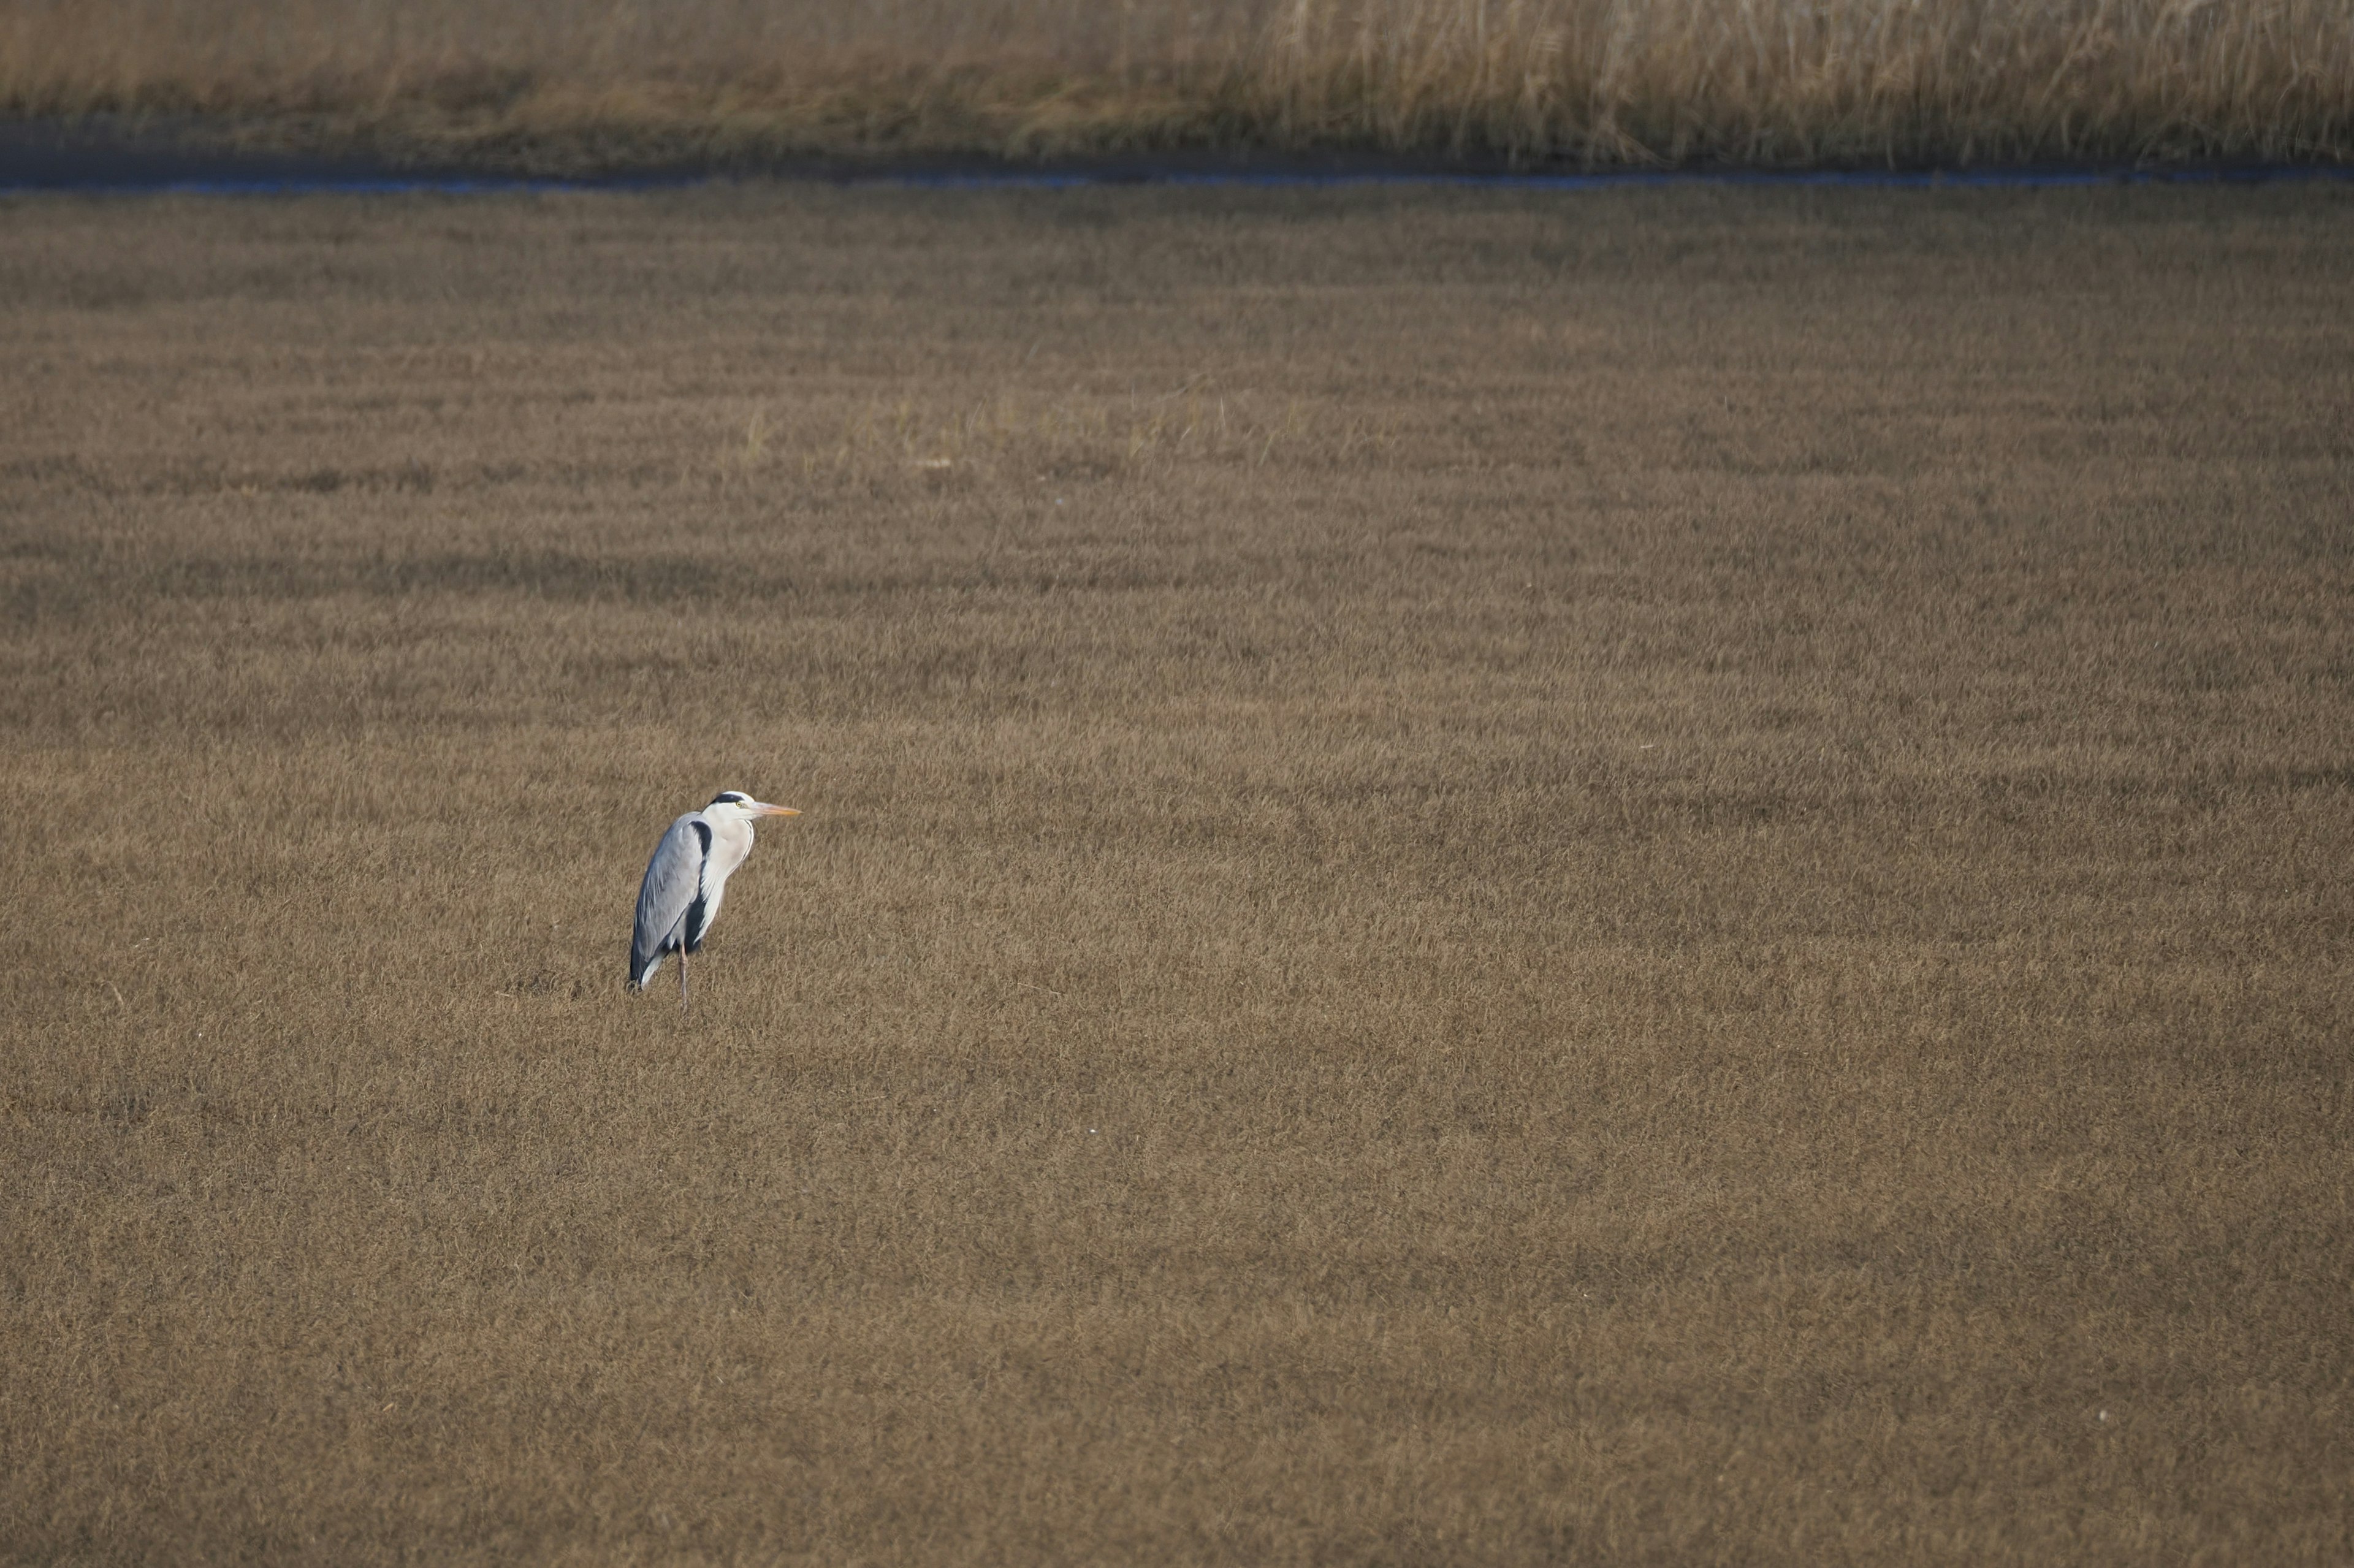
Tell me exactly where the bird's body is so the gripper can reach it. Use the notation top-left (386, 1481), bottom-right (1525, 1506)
top-left (628, 791), bottom-right (799, 1010)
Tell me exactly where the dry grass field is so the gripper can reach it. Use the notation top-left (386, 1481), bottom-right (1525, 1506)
top-left (2, 182), bottom-right (2353, 1564)
top-left (7, 0), bottom-right (2354, 169)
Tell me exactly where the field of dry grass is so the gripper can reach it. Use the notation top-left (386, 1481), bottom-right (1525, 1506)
top-left (3, 182), bottom-right (2353, 1564)
top-left (6, 0), bottom-right (2354, 170)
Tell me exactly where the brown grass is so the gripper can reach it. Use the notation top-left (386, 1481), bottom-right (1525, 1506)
top-left (3, 182), bottom-right (2353, 1564)
top-left (4, 0), bottom-right (2353, 169)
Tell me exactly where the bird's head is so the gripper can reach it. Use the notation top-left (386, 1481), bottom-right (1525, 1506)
top-left (707, 790), bottom-right (800, 825)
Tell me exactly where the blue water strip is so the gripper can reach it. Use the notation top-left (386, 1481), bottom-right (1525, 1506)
top-left (2, 121), bottom-right (2348, 196)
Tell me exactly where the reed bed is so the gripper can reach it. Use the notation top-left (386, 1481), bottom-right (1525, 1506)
top-left (4, 0), bottom-right (2351, 169)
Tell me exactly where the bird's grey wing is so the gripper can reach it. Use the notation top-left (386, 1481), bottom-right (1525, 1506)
top-left (629, 815), bottom-right (711, 988)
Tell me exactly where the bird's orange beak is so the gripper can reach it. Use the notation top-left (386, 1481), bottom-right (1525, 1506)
top-left (756, 804), bottom-right (801, 818)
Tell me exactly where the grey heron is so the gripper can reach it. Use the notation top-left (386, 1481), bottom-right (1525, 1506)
top-left (628, 790), bottom-right (800, 1012)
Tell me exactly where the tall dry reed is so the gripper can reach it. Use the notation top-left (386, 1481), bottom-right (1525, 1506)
top-left (2, 0), bottom-right (2350, 167)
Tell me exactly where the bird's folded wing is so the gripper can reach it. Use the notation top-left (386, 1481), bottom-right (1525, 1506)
top-left (630, 816), bottom-right (710, 981)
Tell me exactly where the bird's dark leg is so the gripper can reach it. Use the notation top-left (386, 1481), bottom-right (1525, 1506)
top-left (678, 945), bottom-right (690, 1018)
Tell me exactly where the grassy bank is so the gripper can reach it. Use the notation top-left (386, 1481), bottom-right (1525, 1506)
top-left (4, 183), bottom-right (2352, 1563)
top-left (4, 0), bottom-right (2353, 170)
